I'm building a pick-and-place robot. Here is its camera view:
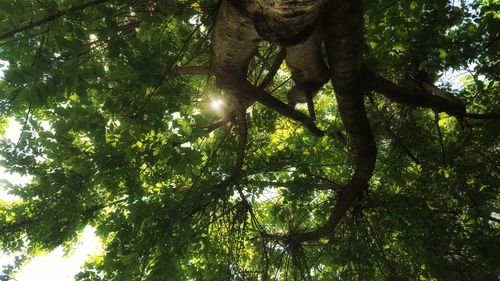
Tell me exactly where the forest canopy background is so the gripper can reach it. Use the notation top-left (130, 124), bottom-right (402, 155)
top-left (0, 0), bottom-right (499, 280)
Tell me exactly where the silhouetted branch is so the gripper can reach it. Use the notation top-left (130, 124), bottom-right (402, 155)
top-left (364, 69), bottom-right (466, 117)
top-left (0, 0), bottom-right (111, 41)
top-left (465, 112), bottom-right (500, 119)
top-left (368, 96), bottom-right (422, 165)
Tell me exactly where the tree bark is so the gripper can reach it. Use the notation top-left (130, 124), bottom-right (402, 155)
top-left (239, 0), bottom-right (328, 45)
top-left (208, 0), bottom-right (484, 243)
top-left (210, 0), bottom-right (261, 85)
top-left (364, 69), bottom-right (467, 117)
top-left (294, 0), bottom-right (377, 242)
top-left (211, 0), bottom-right (376, 241)
top-left (285, 27), bottom-right (330, 106)
top-left (211, 0), bottom-right (324, 136)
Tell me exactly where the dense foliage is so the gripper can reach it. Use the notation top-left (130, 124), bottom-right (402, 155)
top-left (0, 0), bottom-right (498, 280)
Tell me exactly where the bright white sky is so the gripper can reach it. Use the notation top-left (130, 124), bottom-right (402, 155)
top-left (0, 119), bottom-right (102, 281)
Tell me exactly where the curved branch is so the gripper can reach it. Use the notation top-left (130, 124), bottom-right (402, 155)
top-left (176, 48), bottom-right (285, 89)
top-left (258, 48), bottom-right (286, 90)
top-left (228, 78), bottom-right (325, 136)
top-left (364, 69), bottom-right (499, 122)
top-left (287, 0), bottom-right (376, 242)
top-left (295, 95), bottom-right (376, 242)
top-left (285, 27), bottom-right (330, 120)
top-left (211, 0), bottom-right (323, 136)
top-left (363, 69), bottom-right (467, 117)
top-left (242, 0), bottom-right (327, 45)
top-left (211, 0), bottom-right (371, 242)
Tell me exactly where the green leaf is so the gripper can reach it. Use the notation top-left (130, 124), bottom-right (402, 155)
top-left (438, 48), bottom-right (448, 59)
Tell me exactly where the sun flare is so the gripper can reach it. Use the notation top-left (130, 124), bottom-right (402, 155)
top-left (210, 99), bottom-right (223, 110)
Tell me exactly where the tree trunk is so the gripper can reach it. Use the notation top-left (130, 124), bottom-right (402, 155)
top-left (211, 0), bottom-right (324, 135)
top-left (323, 0), bottom-right (376, 186)
top-left (295, 0), bottom-right (377, 242)
top-left (285, 27), bottom-right (330, 106)
top-left (210, 0), bottom-right (260, 86)
top-left (211, 0), bottom-right (376, 241)
top-left (239, 0), bottom-right (327, 45)
top-left (210, 0), bottom-right (475, 242)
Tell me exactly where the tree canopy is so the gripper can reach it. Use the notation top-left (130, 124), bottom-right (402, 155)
top-left (0, 0), bottom-right (499, 280)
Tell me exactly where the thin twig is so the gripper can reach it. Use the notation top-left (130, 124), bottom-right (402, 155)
top-left (0, 0), bottom-right (111, 41)
top-left (369, 96), bottom-right (422, 165)
top-left (434, 113), bottom-right (447, 164)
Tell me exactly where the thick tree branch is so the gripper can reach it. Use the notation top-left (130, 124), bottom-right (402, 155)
top-left (204, 50), bottom-right (286, 133)
top-left (241, 0), bottom-right (327, 45)
top-left (285, 27), bottom-right (330, 120)
top-left (364, 69), bottom-right (467, 117)
top-left (258, 49), bottom-right (286, 90)
top-left (293, 0), bottom-right (376, 242)
top-left (175, 49), bottom-right (285, 89)
top-left (294, 95), bottom-right (376, 242)
top-left (267, 0), bottom-right (376, 243)
top-left (226, 78), bottom-right (324, 136)
top-left (367, 71), bottom-right (499, 120)
top-left (211, 0), bottom-right (323, 136)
